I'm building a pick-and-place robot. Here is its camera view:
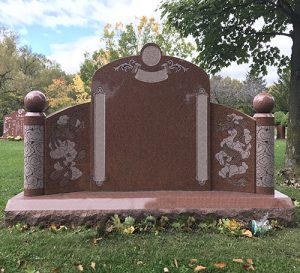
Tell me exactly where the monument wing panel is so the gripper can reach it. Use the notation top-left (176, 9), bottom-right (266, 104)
top-left (211, 103), bottom-right (256, 193)
top-left (44, 103), bottom-right (91, 194)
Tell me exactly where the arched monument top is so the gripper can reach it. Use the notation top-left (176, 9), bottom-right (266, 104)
top-left (91, 43), bottom-right (210, 98)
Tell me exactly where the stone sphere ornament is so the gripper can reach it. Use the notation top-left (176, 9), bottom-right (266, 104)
top-left (253, 92), bottom-right (275, 113)
top-left (24, 90), bottom-right (47, 112)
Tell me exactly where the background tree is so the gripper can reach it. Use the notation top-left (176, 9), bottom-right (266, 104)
top-left (0, 27), bottom-right (67, 134)
top-left (239, 73), bottom-right (267, 115)
top-left (210, 75), bottom-right (243, 106)
top-left (269, 69), bottom-right (290, 113)
top-left (80, 16), bottom-right (195, 91)
top-left (211, 73), bottom-right (265, 115)
top-left (160, 0), bottom-right (300, 179)
top-left (45, 77), bottom-right (75, 113)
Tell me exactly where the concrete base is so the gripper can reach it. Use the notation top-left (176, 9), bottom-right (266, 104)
top-left (4, 191), bottom-right (295, 226)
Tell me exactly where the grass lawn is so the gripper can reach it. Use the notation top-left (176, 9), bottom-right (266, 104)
top-left (0, 140), bottom-right (300, 273)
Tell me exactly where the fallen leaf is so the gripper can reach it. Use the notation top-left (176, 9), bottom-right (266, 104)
top-left (136, 261), bottom-right (143, 265)
top-left (294, 200), bottom-right (300, 207)
top-left (233, 259), bottom-right (244, 263)
top-left (123, 226), bottom-right (135, 234)
top-left (189, 258), bottom-right (198, 267)
top-left (50, 224), bottom-right (58, 232)
top-left (90, 262), bottom-right (96, 270)
top-left (58, 225), bottom-right (67, 231)
top-left (92, 238), bottom-right (102, 245)
top-left (0, 268), bottom-right (5, 273)
top-left (163, 267), bottom-right (169, 272)
top-left (246, 259), bottom-right (254, 265)
top-left (242, 230), bottom-right (253, 238)
top-left (77, 264), bottom-right (84, 272)
top-left (243, 264), bottom-right (255, 271)
top-left (174, 259), bottom-right (179, 268)
top-left (214, 262), bottom-right (226, 268)
top-left (194, 265), bottom-right (206, 272)
top-left (52, 267), bottom-right (60, 272)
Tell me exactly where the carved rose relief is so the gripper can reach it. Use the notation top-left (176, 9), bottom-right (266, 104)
top-left (49, 115), bottom-right (85, 186)
top-left (215, 113), bottom-right (252, 186)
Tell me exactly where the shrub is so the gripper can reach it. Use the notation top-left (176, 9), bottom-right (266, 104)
top-left (274, 111), bottom-right (288, 126)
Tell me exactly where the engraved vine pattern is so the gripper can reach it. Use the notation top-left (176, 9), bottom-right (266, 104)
top-left (94, 86), bottom-right (105, 96)
top-left (24, 125), bottom-right (44, 190)
top-left (256, 126), bottom-right (274, 187)
top-left (215, 113), bottom-right (252, 187)
top-left (114, 59), bottom-right (138, 72)
top-left (113, 59), bottom-right (189, 75)
top-left (166, 60), bottom-right (189, 72)
top-left (49, 115), bottom-right (86, 187)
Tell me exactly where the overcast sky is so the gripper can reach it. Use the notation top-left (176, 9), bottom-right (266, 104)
top-left (0, 0), bottom-right (293, 85)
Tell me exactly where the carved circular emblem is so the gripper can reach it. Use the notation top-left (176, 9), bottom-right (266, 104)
top-left (141, 44), bottom-right (162, 66)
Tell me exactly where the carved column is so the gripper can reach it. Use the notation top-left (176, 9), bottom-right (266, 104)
top-left (253, 92), bottom-right (275, 195)
top-left (23, 91), bottom-right (47, 196)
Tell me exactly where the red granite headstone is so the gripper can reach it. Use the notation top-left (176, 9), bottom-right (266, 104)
top-left (2, 109), bottom-right (25, 138)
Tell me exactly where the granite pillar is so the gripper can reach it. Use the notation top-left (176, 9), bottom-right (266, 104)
top-left (253, 92), bottom-right (275, 195)
top-left (23, 91), bottom-right (47, 196)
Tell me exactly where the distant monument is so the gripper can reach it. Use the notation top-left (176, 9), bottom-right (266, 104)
top-left (5, 43), bottom-right (294, 226)
top-left (1, 109), bottom-right (25, 139)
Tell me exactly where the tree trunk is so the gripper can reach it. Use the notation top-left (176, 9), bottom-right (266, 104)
top-left (286, 1), bottom-right (300, 181)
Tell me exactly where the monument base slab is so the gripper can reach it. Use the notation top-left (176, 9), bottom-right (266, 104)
top-left (5, 191), bottom-right (294, 226)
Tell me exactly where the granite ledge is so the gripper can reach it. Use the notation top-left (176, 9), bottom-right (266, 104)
top-left (4, 190), bottom-right (295, 226)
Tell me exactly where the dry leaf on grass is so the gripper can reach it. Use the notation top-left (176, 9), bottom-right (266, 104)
top-left (189, 258), bottom-right (198, 267)
top-left (214, 262), bottom-right (227, 268)
top-left (0, 268), bottom-right (5, 273)
top-left (163, 267), bottom-right (170, 272)
top-left (242, 230), bottom-right (253, 238)
top-left (194, 265), bottom-right (206, 272)
top-left (243, 264), bottom-right (255, 271)
top-left (174, 259), bottom-right (179, 268)
top-left (52, 267), bottom-right (60, 272)
top-left (77, 264), bottom-right (84, 272)
top-left (90, 262), bottom-right (96, 270)
top-left (92, 238), bottom-right (102, 245)
top-left (246, 259), bottom-right (254, 265)
top-left (233, 259), bottom-right (244, 263)
top-left (49, 224), bottom-right (58, 232)
top-left (137, 261), bottom-right (144, 265)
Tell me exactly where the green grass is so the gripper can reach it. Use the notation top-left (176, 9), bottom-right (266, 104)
top-left (0, 141), bottom-right (23, 220)
top-left (0, 140), bottom-right (300, 273)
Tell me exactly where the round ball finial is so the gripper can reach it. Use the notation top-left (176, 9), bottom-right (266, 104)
top-left (24, 90), bottom-right (47, 112)
top-left (141, 43), bottom-right (162, 66)
top-left (253, 92), bottom-right (275, 113)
